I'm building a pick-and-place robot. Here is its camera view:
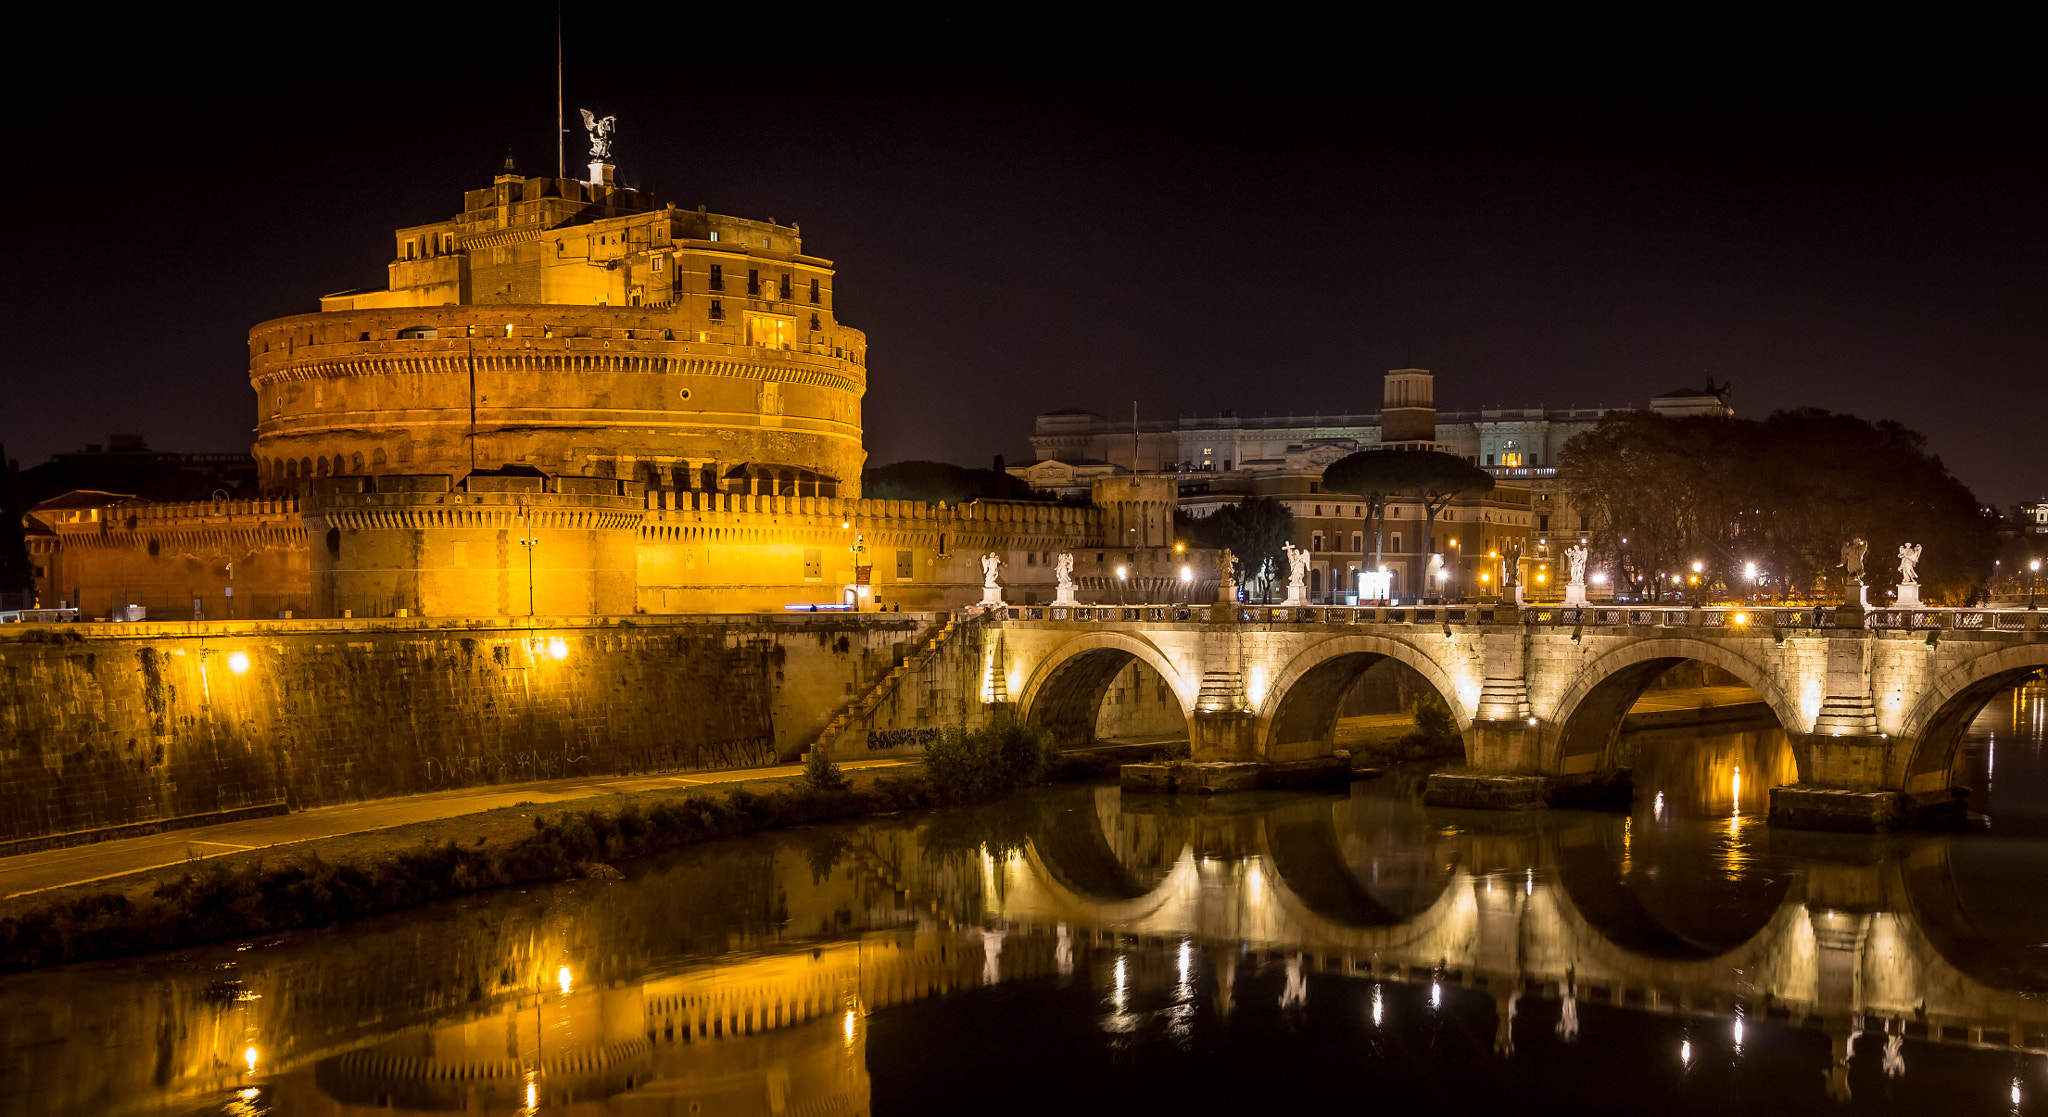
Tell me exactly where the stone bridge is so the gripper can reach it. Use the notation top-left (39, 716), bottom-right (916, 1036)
top-left (984, 602), bottom-right (2048, 829)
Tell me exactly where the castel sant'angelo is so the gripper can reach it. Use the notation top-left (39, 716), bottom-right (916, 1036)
top-left (27, 132), bottom-right (1194, 620)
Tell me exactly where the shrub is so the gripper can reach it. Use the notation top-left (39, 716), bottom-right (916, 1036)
top-left (803, 748), bottom-right (849, 793)
top-left (924, 717), bottom-right (1058, 800)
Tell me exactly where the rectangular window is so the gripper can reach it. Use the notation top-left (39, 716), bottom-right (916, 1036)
top-left (709, 230), bottom-right (719, 242)
top-left (779, 273), bottom-right (793, 299)
top-left (803, 549), bottom-right (822, 580)
top-left (709, 264), bottom-right (723, 290)
top-left (440, 232), bottom-right (454, 253)
top-left (1352, 532), bottom-right (1364, 552)
top-left (896, 550), bottom-right (913, 580)
top-left (747, 269), bottom-right (761, 295)
top-left (1312, 532), bottom-right (1324, 552)
top-left (404, 239), bottom-right (416, 260)
top-left (1538, 514), bottom-right (1550, 532)
top-left (1578, 515), bottom-right (1589, 530)
top-left (1486, 453), bottom-right (1495, 466)
top-left (748, 315), bottom-right (789, 348)
top-left (651, 255), bottom-right (664, 272)
top-left (809, 277), bottom-right (820, 303)
top-left (1501, 451), bottom-right (1523, 467)
top-left (709, 299), bottom-right (724, 320)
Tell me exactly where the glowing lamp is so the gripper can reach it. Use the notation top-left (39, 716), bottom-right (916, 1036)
top-left (1180, 566), bottom-right (1193, 582)
top-left (1115, 566), bottom-right (1127, 579)
top-left (227, 651), bottom-right (250, 675)
top-left (547, 637), bottom-right (568, 660)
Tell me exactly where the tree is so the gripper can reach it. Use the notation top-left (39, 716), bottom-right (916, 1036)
top-left (1321, 451), bottom-right (1495, 593)
top-left (1559, 409), bottom-right (1994, 605)
top-left (861, 460), bottom-right (1044, 505)
top-left (1179, 497), bottom-right (1295, 602)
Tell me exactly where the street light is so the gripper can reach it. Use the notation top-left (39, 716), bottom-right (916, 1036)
top-left (2031, 559), bottom-right (2041, 610)
top-left (1116, 565), bottom-right (1128, 606)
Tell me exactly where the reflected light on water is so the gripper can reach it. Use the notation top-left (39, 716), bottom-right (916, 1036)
top-left (1371, 984), bottom-right (1384, 1027)
top-left (1113, 956), bottom-right (1128, 1012)
top-left (243, 1045), bottom-right (258, 1074)
top-left (2014, 1078), bottom-right (2023, 1107)
top-left (556, 965), bottom-right (572, 996)
top-left (844, 1009), bottom-right (857, 1043)
top-left (1430, 981), bottom-right (1441, 1010)
top-left (1681, 1039), bottom-right (1692, 1066)
top-left (524, 1081), bottom-right (538, 1112)
top-left (1732, 1013), bottom-right (1744, 1052)
top-left (1177, 940), bottom-right (1193, 998)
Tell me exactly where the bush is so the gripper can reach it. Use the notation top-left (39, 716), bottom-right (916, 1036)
top-left (1413, 691), bottom-right (1456, 743)
top-left (803, 748), bottom-right (849, 793)
top-left (924, 717), bottom-right (1058, 800)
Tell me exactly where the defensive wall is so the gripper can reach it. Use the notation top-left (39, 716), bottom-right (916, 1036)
top-left (0, 612), bottom-right (982, 845)
top-left (28, 478), bottom-right (1217, 620)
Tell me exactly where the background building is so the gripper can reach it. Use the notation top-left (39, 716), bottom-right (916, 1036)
top-left (1016, 374), bottom-right (1734, 603)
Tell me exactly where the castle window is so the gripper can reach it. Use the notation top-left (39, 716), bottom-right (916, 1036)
top-left (1312, 532), bottom-right (1324, 552)
top-left (397, 326), bottom-right (438, 339)
top-left (779, 274), bottom-right (793, 299)
top-left (747, 269), bottom-right (760, 295)
top-left (709, 230), bottom-right (719, 242)
top-left (1391, 533), bottom-right (1403, 552)
top-left (709, 264), bottom-right (723, 290)
top-left (809, 277), bottom-right (820, 303)
top-left (404, 239), bottom-right (416, 260)
top-left (709, 300), bottom-right (724, 320)
top-left (441, 232), bottom-right (454, 253)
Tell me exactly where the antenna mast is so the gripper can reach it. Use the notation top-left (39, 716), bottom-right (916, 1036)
top-left (555, 3), bottom-right (565, 179)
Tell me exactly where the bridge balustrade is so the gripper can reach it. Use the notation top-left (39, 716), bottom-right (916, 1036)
top-left (995, 602), bottom-right (2042, 631)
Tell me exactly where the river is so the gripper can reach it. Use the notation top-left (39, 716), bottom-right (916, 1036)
top-left (2, 679), bottom-right (2045, 1116)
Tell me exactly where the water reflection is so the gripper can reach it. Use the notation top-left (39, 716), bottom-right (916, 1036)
top-left (1, 684), bottom-right (2046, 1115)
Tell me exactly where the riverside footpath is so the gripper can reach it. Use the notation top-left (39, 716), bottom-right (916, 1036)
top-left (0, 758), bottom-right (915, 900)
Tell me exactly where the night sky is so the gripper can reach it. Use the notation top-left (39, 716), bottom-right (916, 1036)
top-left (3, 14), bottom-right (2043, 505)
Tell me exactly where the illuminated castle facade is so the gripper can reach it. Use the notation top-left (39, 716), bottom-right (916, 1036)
top-left (25, 155), bottom-right (1209, 619)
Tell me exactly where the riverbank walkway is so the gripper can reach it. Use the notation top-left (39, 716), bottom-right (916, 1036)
top-left (0, 757), bottom-right (916, 900)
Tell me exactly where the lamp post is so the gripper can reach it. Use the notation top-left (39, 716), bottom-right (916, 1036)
top-left (2031, 559), bottom-right (2041, 610)
top-left (1115, 565), bottom-right (1128, 606)
top-left (1744, 561), bottom-right (1758, 606)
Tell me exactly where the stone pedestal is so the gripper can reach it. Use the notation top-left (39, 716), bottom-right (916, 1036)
top-left (1423, 772), bottom-right (1548, 810)
top-left (1188, 709), bottom-right (1258, 761)
top-left (1894, 583), bottom-right (1920, 608)
top-left (1563, 583), bottom-right (1587, 606)
top-left (1120, 756), bottom-right (1352, 795)
top-left (1052, 587), bottom-right (1079, 606)
top-left (1768, 784), bottom-right (1969, 832)
top-left (979, 585), bottom-right (1005, 607)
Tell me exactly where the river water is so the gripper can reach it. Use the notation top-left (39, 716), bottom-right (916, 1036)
top-left (3, 680), bottom-right (2046, 1116)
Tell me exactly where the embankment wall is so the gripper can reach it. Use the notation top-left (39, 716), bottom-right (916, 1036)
top-left (0, 613), bottom-right (948, 843)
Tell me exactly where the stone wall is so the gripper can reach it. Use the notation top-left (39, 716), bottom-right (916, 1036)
top-left (0, 613), bottom-right (947, 843)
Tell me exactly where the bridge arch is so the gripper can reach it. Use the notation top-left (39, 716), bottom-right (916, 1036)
top-left (1540, 636), bottom-right (1807, 779)
top-left (1889, 645), bottom-right (2048, 791)
top-left (1256, 634), bottom-right (1472, 761)
top-left (1017, 632), bottom-right (1193, 750)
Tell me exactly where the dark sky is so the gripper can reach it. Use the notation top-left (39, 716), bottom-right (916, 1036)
top-left (3, 13), bottom-right (2043, 505)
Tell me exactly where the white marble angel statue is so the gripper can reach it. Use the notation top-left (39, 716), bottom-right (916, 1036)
top-left (1896, 542), bottom-right (1921, 586)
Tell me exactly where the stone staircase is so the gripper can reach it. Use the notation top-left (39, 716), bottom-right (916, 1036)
top-left (799, 609), bottom-right (985, 764)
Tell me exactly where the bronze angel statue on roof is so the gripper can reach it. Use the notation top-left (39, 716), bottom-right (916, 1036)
top-left (580, 109), bottom-right (616, 161)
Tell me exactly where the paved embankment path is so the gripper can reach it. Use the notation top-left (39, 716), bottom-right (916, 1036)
top-left (0, 759), bottom-right (914, 900)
